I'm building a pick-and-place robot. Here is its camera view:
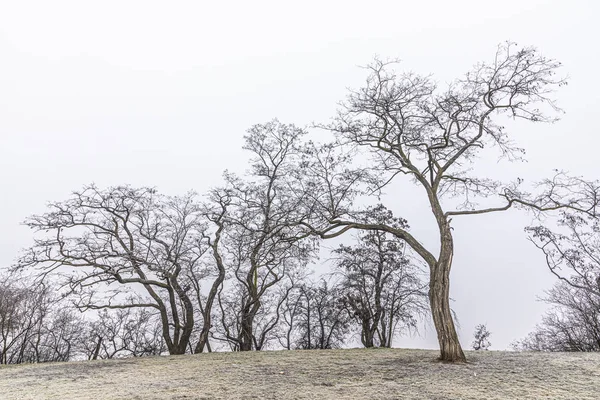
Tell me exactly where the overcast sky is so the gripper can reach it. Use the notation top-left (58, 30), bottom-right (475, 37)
top-left (1, 0), bottom-right (599, 350)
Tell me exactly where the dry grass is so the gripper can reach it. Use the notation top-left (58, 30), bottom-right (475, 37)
top-left (0, 348), bottom-right (599, 399)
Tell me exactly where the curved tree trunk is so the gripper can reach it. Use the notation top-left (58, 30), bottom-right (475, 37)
top-left (91, 336), bottom-right (102, 360)
top-left (195, 330), bottom-right (210, 353)
top-left (196, 221), bottom-right (227, 354)
top-left (239, 312), bottom-right (254, 351)
top-left (361, 320), bottom-right (375, 348)
top-left (239, 299), bottom-right (260, 351)
top-left (430, 223), bottom-right (466, 362)
top-left (194, 274), bottom-right (225, 354)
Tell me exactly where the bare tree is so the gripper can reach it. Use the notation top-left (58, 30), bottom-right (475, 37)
top-left (294, 280), bottom-right (350, 350)
top-left (513, 282), bottom-right (600, 352)
top-left (18, 186), bottom-right (220, 355)
top-left (527, 213), bottom-right (600, 297)
top-left (333, 207), bottom-right (428, 348)
top-left (0, 282), bottom-right (50, 364)
top-left (251, 282), bottom-right (294, 350)
top-left (213, 276), bottom-right (297, 351)
top-left (0, 278), bottom-right (86, 364)
top-left (277, 282), bottom-right (305, 350)
top-left (519, 211), bottom-right (600, 351)
top-left (31, 308), bottom-right (84, 363)
top-left (472, 324), bottom-right (491, 350)
top-left (295, 43), bottom-right (600, 361)
top-left (212, 282), bottom-right (243, 351)
top-left (210, 120), bottom-right (317, 351)
top-left (190, 189), bottom-right (230, 353)
top-left (80, 308), bottom-right (165, 359)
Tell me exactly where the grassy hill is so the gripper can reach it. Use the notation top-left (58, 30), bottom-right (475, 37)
top-left (0, 348), bottom-right (598, 399)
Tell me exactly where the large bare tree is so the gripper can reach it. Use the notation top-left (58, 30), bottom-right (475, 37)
top-left (18, 186), bottom-right (221, 355)
top-left (211, 120), bottom-right (317, 351)
top-left (296, 43), bottom-right (600, 361)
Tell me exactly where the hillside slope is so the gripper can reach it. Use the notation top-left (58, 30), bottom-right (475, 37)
top-left (0, 348), bottom-right (598, 399)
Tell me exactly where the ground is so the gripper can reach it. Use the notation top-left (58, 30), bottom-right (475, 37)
top-left (0, 348), bottom-right (598, 399)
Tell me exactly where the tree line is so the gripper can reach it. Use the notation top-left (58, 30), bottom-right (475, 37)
top-left (2, 208), bottom-right (427, 362)
top-left (2, 171), bottom-right (428, 362)
top-left (4, 42), bottom-right (600, 363)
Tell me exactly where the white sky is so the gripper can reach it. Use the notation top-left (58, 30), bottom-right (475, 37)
top-left (1, 0), bottom-right (599, 350)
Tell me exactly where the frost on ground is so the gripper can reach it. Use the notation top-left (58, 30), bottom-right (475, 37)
top-left (0, 348), bottom-right (598, 400)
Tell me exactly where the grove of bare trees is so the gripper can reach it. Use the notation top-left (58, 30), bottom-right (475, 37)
top-left (18, 187), bottom-right (218, 355)
top-left (6, 42), bottom-right (600, 364)
top-left (514, 213), bottom-right (600, 352)
top-left (513, 282), bottom-right (600, 352)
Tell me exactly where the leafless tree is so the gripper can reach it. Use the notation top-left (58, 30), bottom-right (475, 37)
top-left (527, 213), bottom-right (600, 297)
top-left (210, 120), bottom-right (317, 351)
top-left (295, 42), bottom-right (600, 361)
top-left (277, 282), bottom-right (305, 350)
top-left (80, 308), bottom-right (165, 359)
top-left (30, 308), bottom-right (85, 363)
top-left (0, 282), bottom-right (49, 364)
top-left (211, 282), bottom-right (242, 351)
top-left (472, 324), bottom-right (491, 350)
top-left (213, 276), bottom-right (296, 351)
top-left (251, 282), bottom-right (294, 350)
top-left (332, 206), bottom-right (428, 348)
top-left (0, 278), bottom-right (86, 364)
top-left (189, 189), bottom-right (230, 353)
top-left (513, 282), bottom-right (600, 352)
top-left (294, 279), bottom-right (350, 350)
top-left (519, 212), bottom-right (600, 351)
top-left (18, 186), bottom-right (221, 355)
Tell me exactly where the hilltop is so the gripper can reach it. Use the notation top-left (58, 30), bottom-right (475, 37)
top-left (0, 348), bottom-right (598, 399)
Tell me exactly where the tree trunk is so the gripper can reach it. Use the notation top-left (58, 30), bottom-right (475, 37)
top-left (239, 302), bottom-right (259, 351)
top-left (195, 330), bottom-right (209, 353)
top-left (239, 318), bottom-right (253, 351)
top-left (429, 224), bottom-right (466, 362)
top-left (195, 231), bottom-right (226, 354)
top-left (362, 328), bottom-right (374, 348)
top-left (91, 336), bottom-right (102, 360)
top-left (360, 317), bottom-right (376, 348)
top-left (169, 344), bottom-right (187, 355)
